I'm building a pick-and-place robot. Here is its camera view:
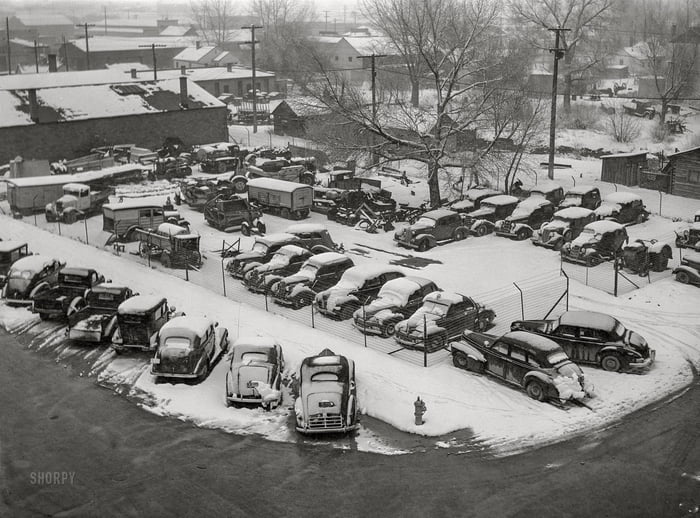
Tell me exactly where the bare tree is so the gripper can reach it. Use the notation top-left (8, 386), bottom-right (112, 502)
top-left (190, 0), bottom-right (236, 48)
top-left (511, 0), bottom-right (613, 111)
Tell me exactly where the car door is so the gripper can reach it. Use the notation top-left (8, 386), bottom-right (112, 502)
top-left (485, 341), bottom-right (509, 379)
top-left (577, 326), bottom-right (606, 363)
top-left (551, 324), bottom-right (580, 360)
top-left (505, 345), bottom-right (530, 386)
top-left (445, 299), bottom-right (471, 339)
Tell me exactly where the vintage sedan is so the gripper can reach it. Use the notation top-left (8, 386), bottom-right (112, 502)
top-left (314, 265), bottom-right (405, 320)
top-left (673, 250), bottom-right (700, 286)
top-left (449, 188), bottom-right (502, 214)
top-left (243, 245), bottom-right (313, 294)
top-left (462, 195), bottom-right (520, 236)
top-left (511, 310), bottom-right (654, 372)
top-left (559, 185), bottom-right (601, 210)
top-left (527, 183), bottom-right (565, 207)
top-left (450, 330), bottom-right (593, 403)
top-left (225, 337), bottom-right (285, 409)
top-left (531, 207), bottom-right (596, 251)
top-left (494, 198), bottom-right (555, 240)
top-left (226, 233), bottom-right (302, 279)
top-left (294, 348), bottom-right (359, 435)
top-left (0, 241), bottom-right (31, 287)
top-left (1, 255), bottom-right (64, 307)
top-left (67, 283), bottom-right (135, 343)
top-left (393, 209), bottom-right (469, 251)
top-left (353, 277), bottom-right (440, 337)
top-left (594, 192), bottom-right (649, 225)
top-left (560, 220), bottom-right (628, 266)
top-left (394, 291), bottom-right (496, 352)
top-left (112, 295), bottom-right (180, 353)
top-left (151, 316), bottom-right (228, 382)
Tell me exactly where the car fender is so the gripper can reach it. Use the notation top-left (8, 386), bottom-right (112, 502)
top-left (511, 222), bottom-right (534, 235)
top-left (494, 219), bottom-right (505, 231)
top-left (346, 394), bottom-right (356, 425)
top-left (193, 355), bottom-right (207, 374)
top-left (328, 293), bottom-right (358, 311)
top-left (595, 344), bottom-right (627, 361)
top-left (104, 316), bottom-right (118, 338)
top-left (449, 340), bottom-right (486, 362)
top-left (29, 282), bottom-right (50, 299)
top-left (471, 220), bottom-right (494, 232)
top-left (290, 284), bottom-right (313, 299)
top-left (673, 265), bottom-right (700, 281)
top-left (375, 309), bottom-right (403, 324)
top-left (523, 370), bottom-right (554, 387)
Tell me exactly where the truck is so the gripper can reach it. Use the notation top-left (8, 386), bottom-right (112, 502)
top-left (203, 194), bottom-right (266, 235)
top-left (32, 267), bottom-right (106, 320)
top-left (45, 183), bottom-right (111, 223)
top-left (247, 178), bottom-right (313, 220)
top-left (66, 283), bottom-right (136, 343)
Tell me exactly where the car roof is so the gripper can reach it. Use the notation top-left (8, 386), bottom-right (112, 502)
top-left (558, 311), bottom-right (620, 332)
top-left (257, 233), bottom-right (298, 245)
top-left (59, 266), bottom-right (94, 277)
top-left (306, 252), bottom-right (349, 266)
top-left (530, 182), bottom-right (562, 194)
top-left (554, 207), bottom-right (594, 220)
top-left (421, 209), bottom-right (459, 219)
top-left (584, 220), bottom-right (625, 233)
top-left (285, 223), bottom-right (328, 234)
top-left (0, 240), bottom-right (28, 253)
top-left (481, 194), bottom-right (519, 206)
top-left (423, 290), bottom-right (464, 304)
top-left (117, 295), bottom-right (166, 314)
top-left (9, 255), bottom-right (58, 272)
top-left (502, 330), bottom-right (563, 353)
top-left (603, 192), bottom-right (642, 204)
top-left (160, 315), bottom-right (214, 340)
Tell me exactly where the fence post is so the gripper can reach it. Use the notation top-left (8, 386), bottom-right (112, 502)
top-left (83, 217), bottom-right (89, 245)
top-left (363, 305), bottom-right (367, 348)
top-left (57, 220), bottom-right (61, 236)
top-left (423, 314), bottom-right (427, 368)
top-left (513, 282), bottom-right (524, 320)
top-left (264, 290), bottom-right (268, 312)
top-left (613, 253), bottom-right (619, 297)
top-left (185, 259), bottom-right (189, 281)
top-left (311, 301), bottom-right (315, 328)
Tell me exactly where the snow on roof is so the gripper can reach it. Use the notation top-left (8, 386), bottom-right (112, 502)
top-left (117, 295), bottom-right (166, 314)
top-left (342, 36), bottom-right (398, 56)
top-left (105, 62), bottom-right (151, 72)
top-left (6, 164), bottom-right (146, 189)
top-left (0, 241), bottom-right (28, 253)
top-left (284, 223), bottom-right (328, 234)
top-left (422, 209), bottom-right (458, 220)
top-left (481, 194), bottom-right (519, 206)
top-left (668, 146), bottom-right (700, 159)
top-left (103, 199), bottom-right (162, 211)
top-left (157, 223), bottom-right (189, 235)
top-left (92, 282), bottom-right (130, 293)
top-left (465, 188), bottom-right (501, 200)
top-left (603, 192), bottom-right (642, 204)
top-left (160, 315), bottom-right (213, 339)
top-left (258, 233), bottom-right (296, 245)
top-left (584, 220), bottom-right (625, 233)
top-left (16, 13), bottom-right (73, 26)
top-left (515, 198), bottom-right (551, 211)
top-left (277, 245), bottom-right (309, 256)
top-left (63, 183), bottom-right (89, 191)
top-left (174, 46), bottom-right (217, 63)
top-left (0, 79), bottom-right (223, 128)
top-left (423, 291), bottom-right (463, 304)
top-left (559, 311), bottom-right (619, 332)
top-left (160, 26), bottom-right (192, 37)
top-left (566, 185), bottom-right (597, 195)
top-left (248, 177), bottom-right (312, 192)
top-left (232, 335), bottom-right (278, 350)
top-left (554, 207), bottom-right (594, 220)
top-left (623, 41), bottom-right (664, 60)
top-left (9, 254), bottom-right (58, 272)
top-left (339, 264), bottom-right (402, 285)
top-left (307, 252), bottom-right (347, 266)
top-left (530, 182), bottom-right (562, 195)
top-left (70, 36), bottom-right (189, 53)
top-left (10, 38), bottom-right (35, 48)
top-left (600, 151), bottom-right (648, 159)
top-left (505, 331), bottom-right (561, 353)
top-left (379, 277), bottom-right (429, 299)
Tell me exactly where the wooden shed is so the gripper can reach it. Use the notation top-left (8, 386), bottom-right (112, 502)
top-left (271, 99), bottom-right (331, 138)
top-left (600, 152), bottom-right (648, 186)
top-left (662, 146), bottom-right (700, 200)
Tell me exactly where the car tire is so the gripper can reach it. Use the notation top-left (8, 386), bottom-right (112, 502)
top-left (586, 255), bottom-right (601, 267)
top-left (675, 271), bottom-right (691, 284)
top-left (454, 229), bottom-right (466, 241)
top-left (452, 351), bottom-right (469, 370)
top-left (600, 354), bottom-right (623, 372)
top-left (232, 178), bottom-right (247, 194)
top-left (241, 223), bottom-right (250, 237)
top-left (417, 240), bottom-right (430, 252)
top-left (280, 208), bottom-right (291, 219)
top-left (516, 228), bottom-right (530, 241)
top-left (525, 380), bottom-right (547, 401)
top-left (383, 321), bottom-right (397, 337)
top-left (476, 225), bottom-right (488, 237)
top-left (39, 313), bottom-right (51, 321)
top-left (553, 240), bottom-right (564, 251)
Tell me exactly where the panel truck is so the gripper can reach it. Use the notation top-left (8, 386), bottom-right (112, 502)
top-left (247, 178), bottom-right (313, 220)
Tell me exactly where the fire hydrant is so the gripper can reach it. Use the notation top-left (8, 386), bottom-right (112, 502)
top-left (414, 396), bottom-right (427, 426)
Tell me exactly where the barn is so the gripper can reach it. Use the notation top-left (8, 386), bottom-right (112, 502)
top-left (600, 152), bottom-right (648, 186)
top-left (661, 147), bottom-right (700, 200)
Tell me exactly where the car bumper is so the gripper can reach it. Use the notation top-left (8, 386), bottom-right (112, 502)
top-left (295, 424), bottom-right (358, 435)
top-left (243, 280), bottom-right (266, 293)
top-left (495, 230), bottom-right (518, 239)
top-left (226, 393), bottom-right (264, 404)
top-left (68, 328), bottom-right (102, 342)
top-left (395, 332), bottom-right (426, 348)
top-left (352, 318), bottom-right (383, 335)
top-left (151, 369), bottom-right (199, 379)
top-left (394, 238), bottom-right (419, 249)
top-left (531, 239), bottom-right (557, 249)
top-left (271, 296), bottom-right (295, 306)
top-left (33, 307), bottom-right (65, 317)
top-left (112, 343), bottom-right (156, 352)
top-left (4, 298), bottom-right (33, 307)
top-left (628, 350), bottom-right (655, 371)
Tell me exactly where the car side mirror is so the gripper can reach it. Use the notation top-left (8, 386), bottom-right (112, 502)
top-left (169, 305), bottom-right (176, 313)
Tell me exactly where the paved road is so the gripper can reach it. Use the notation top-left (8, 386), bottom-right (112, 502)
top-left (1, 327), bottom-right (699, 517)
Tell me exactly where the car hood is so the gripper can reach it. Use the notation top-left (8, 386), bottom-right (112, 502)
top-left (469, 207), bottom-right (496, 218)
top-left (362, 297), bottom-right (399, 318)
top-left (595, 203), bottom-right (620, 217)
top-left (570, 234), bottom-right (595, 247)
top-left (542, 219), bottom-right (570, 232)
top-left (558, 198), bottom-right (581, 209)
top-left (233, 251), bottom-right (265, 264)
top-left (280, 271), bottom-right (315, 286)
top-left (72, 313), bottom-right (110, 331)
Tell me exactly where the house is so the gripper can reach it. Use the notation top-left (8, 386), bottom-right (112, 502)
top-left (0, 38), bottom-right (44, 74)
top-left (65, 36), bottom-right (189, 71)
top-left (661, 147), bottom-right (700, 199)
top-left (0, 77), bottom-right (228, 164)
top-left (612, 41), bottom-right (663, 76)
top-left (600, 152), bottom-right (648, 187)
top-left (173, 45), bottom-right (237, 69)
top-left (308, 35), bottom-right (399, 82)
top-left (271, 98), bottom-right (332, 137)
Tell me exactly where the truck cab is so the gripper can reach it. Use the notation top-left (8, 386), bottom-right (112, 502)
top-left (32, 267), bottom-right (106, 320)
top-left (45, 183), bottom-right (109, 223)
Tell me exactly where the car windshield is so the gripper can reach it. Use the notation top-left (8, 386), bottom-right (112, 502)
top-left (415, 217), bottom-right (436, 227)
top-left (252, 242), bottom-right (270, 253)
top-left (421, 300), bottom-right (450, 316)
top-left (240, 352), bottom-right (269, 364)
top-left (565, 194), bottom-right (582, 202)
top-left (510, 206), bottom-right (533, 219)
top-left (546, 351), bottom-right (568, 365)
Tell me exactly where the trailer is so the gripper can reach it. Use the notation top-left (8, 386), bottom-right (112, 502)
top-left (134, 223), bottom-right (202, 269)
top-left (247, 177), bottom-right (313, 220)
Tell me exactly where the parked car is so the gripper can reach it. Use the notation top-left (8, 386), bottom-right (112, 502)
top-left (526, 183), bottom-right (565, 207)
top-left (673, 250), bottom-right (700, 286)
top-left (449, 330), bottom-right (593, 402)
top-left (494, 198), bottom-right (555, 240)
top-left (559, 185), bottom-right (601, 210)
top-left (674, 210), bottom-right (700, 250)
top-left (561, 220), bottom-right (628, 266)
top-left (200, 156), bottom-right (240, 175)
top-left (294, 348), bottom-right (359, 435)
top-left (511, 310), bottom-right (655, 372)
top-left (66, 283), bottom-right (136, 343)
top-left (0, 241), bottom-right (31, 287)
top-left (283, 223), bottom-right (342, 254)
top-left (243, 245), bottom-right (313, 294)
top-left (623, 99), bottom-right (656, 119)
top-left (1, 255), bottom-right (64, 307)
top-left (393, 209), bottom-right (469, 251)
top-left (394, 291), bottom-right (496, 352)
top-left (271, 252), bottom-right (354, 309)
top-left (449, 188), bottom-right (502, 214)
top-left (315, 265), bottom-right (405, 320)
top-left (531, 207), bottom-right (596, 250)
top-left (462, 195), bottom-right (520, 236)
top-left (621, 239), bottom-right (672, 275)
top-left (103, 201), bottom-right (187, 242)
top-left (594, 192), bottom-right (649, 225)
top-left (203, 194), bottom-right (265, 235)
top-left (226, 233), bottom-right (302, 279)
top-left (32, 267), bottom-right (106, 320)
top-left (225, 337), bottom-right (285, 409)
top-left (151, 316), bottom-right (228, 382)
top-left (112, 295), bottom-right (180, 353)
top-left (353, 276), bottom-right (440, 337)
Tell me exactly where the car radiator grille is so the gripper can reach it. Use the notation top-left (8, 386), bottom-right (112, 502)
top-left (501, 221), bottom-right (513, 233)
top-left (274, 282), bottom-right (287, 298)
top-left (463, 216), bottom-right (474, 228)
top-left (308, 414), bottom-right (343, 429)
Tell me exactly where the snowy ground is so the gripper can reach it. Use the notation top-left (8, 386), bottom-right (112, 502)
top-left (1, 154), bottom-right (700, 456)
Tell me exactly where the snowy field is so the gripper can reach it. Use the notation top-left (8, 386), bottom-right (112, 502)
top-left (2, 152), bottom-right (700, 457)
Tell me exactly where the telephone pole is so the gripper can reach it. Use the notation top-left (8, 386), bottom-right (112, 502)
top-left (6, 17), bottom-right (11, 75)
top-left (360, 53), bottom-right (386, 165)
top-left (242, 24), bottom-right (263, 133)
top-left (547, 26), bottom-right (569, 181)
top-left (76, 22), bottom-right (95, 69)
top-left (138, 43), bottom-right (166, 80)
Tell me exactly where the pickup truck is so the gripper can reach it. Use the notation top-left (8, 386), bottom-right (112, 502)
top-left (32, 267), bottom-right (106, 320)
top-left (45, 183), bottom-right (111, 223)
top-left (66, 283), bottom-right (135, 343)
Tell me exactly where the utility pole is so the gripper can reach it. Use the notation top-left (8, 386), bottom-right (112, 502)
top-left (360, 53), bottom-right (386, 165)
top-left (5, 17), bottom-right (11, 75)
top-left (138, 43), bottom-right (166, 80)
top-left (76, 22), bottom-right (95, 69)
top-left (33, 40), bottom-right (39, 72)
top-left (323, 11), bottom-right (329, 31)
top-left (547, 27), bottom-right (569, 181)
top-left (242, 24), bottom-right (263, 133)
top-left (62, 35), bottom-right (69, 71)
top-left (104, 6), bottom-right (107, 35)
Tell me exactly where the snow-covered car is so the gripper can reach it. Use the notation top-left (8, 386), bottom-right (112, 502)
top-left (674, 210), bottom-right (700, 250)
top-left (294, 348), bottom-right (359, 435)
top-left (393, 209), bottom-right (469, 251)
top-left (226, 233), bottom-right (302, 279)
top-left (450, 330), bottom-right (593, 403)
top-left (494, 198), bottom-right (555, 240)
top-left (0, 241), bottom-right (31, 287)
top-left (225, 337), bottom-right (285, 409)
top-left (449, 188), bottom-right (502, 214)
top-left (394, 291), bottom-right (496, 352)
top-left (531, 207), bottom-right (596, 251)
top-left (673, 250), bottom-right (700, 287)
top-left (243, 245), bottom-right (313, 294)
top-left (271, 252), bottom-right (354, 309)
top-left (151, 316), bottom-right (229, 382)
top-left (621, 239), bottom-right (672, 274)
top-left (112, 295), bottom-right (180, 353)
top-left (462, 195), bottom-right (520, 236)
top-left (526, 183), bottom-right (565, 207)
top-left (594, 192), bottom-right (649, 225)
top-left (353, 276), bottom-right (440, 337)
top-left (511, 310), bottom-right (654, 372)
top-left (283, 223), bottom-right (341, 254)
top-left (314, 265), bottom-right (405, 320)
top-left (66, 283), bottom-right (136, 343)
top-left (558, 185), bottom-right (601, 210)
top-left (560, 220), bottom-right (628, 266)
top-left (1, 255), bottom-right (64, 307)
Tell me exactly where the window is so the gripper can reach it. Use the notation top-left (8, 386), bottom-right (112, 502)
top-left (580, 327), bottom-right (606, 341)
top-left (334, 56), bottom-right (339, 61)
top-left (527, 356), bottom-right (541, 368)
top-left (557, 325), bottom-right (577, 338)
top-left (492, 343), bottom-right (509, 355)
top-left (689, 171), bottom-right (700, 184)
top-left (224, 84), bottom-right (230, 93)
top-left (348, 56), bottom-right (353, 62)
top-left (139, 209), bottom-right (152, 218)
top-left (511, 348), bottom-right (526, 363)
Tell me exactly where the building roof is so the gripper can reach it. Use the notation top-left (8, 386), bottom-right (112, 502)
top-left (623, 41), bottom-right (664, 60)
top-left (272, 98), bottom-right (331, 117)
top-left (160, 26), bottom-right (193, 37)
top-left (15, 13), bottom-right (73, 26)
top-left (0, 78), bottom-right (224, 129)
top-left (10, 38), bottom-right (35, 48)
top-left (104, 17), bottom-right (171, 28)
top-left (174, 45), bottom-right (218, 63)
top-left (600, 151), bottom-right (648, 159)
top-left (341, 36), bottom-right (398, 56)
top-left (70, 36), bottom-right (190, 53)
top-left (668, 146), bottom-right (700, 158)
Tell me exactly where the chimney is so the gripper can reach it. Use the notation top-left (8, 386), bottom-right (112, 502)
top-left (28, 89), bottom-right (39, 122)
top-left (179, 76), bottom-right (188, 108)
top-left (130, 68), bottom-right (137, 79)
top-left (195, 40), bottom-right (201, 50)
top-left (180, 65), bottom-right (187, 75)
top-left (226, 63), bottom-right (232, 72)
top-left (48, 54), bottom-right (57, 72)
